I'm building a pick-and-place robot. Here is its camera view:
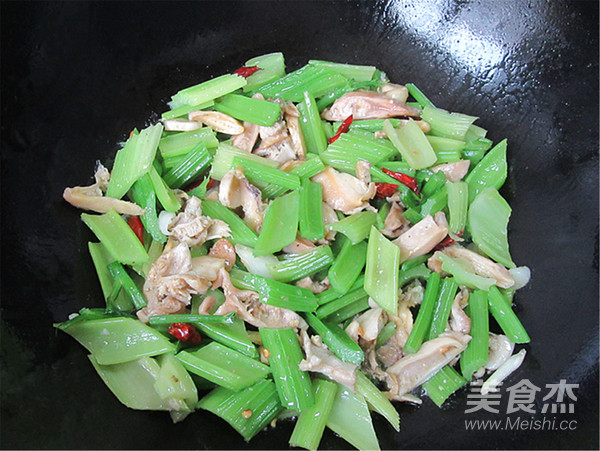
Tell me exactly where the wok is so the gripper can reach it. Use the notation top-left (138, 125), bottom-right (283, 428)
top-left (1, 1), bottom-right (598, 449)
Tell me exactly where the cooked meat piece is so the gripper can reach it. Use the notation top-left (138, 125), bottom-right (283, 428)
top-left (449, 287), bottom-right (471, 334)
top-left (393, 212), bottom-right (448, 263)
top-left (381, 202), bottom-right (410, 238)
top-left (355, 160), bottom-right (372, 184)
top-left (197, 295), bottom-right (216, 315)
top-left (208, 238), bottom-right (236, 270)
top-left (431, 160), bottom-right (471, 182)
top-left (231, 93), bottom-right (264, 152)
top-left (312, 166), bottom-right (376, 215)
top-left (320, 202), bottom-right (339, 242)
top-left (63, 163), bottom-right (144, 215)
top-left (322, 91), bottom-right (421, 121)
top-left (218, 166), bottom-right (264, 233)
top-left (281, 235), bottom-right (316, 254)
top-left (443, 244), bottom-right (515, 288)
top-left (299, 330), bottom-right (357, 389)
top-left (254, 99), bottom-right (299, 164)
top-left (190, 255), bottom-right (226, 281)
top-left (486, 333), bottom-right (515, 371)
top-left (168, 196), bottom-right (231, 246)
top-left (188, 110), bottom-right (244, 135)
top-left (378, 83), bottom-right (409, 103)
top-left (427, 251), bottom-right (445, 273)
top-left (295, 276), bottom-right (330, 294)
top-left (283, 101), bottom-right (306, 159)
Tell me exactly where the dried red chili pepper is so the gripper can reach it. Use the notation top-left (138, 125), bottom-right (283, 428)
top-left (233, 65), bottom-right (261, 78)
top-left (127, 216), bottom-right (144, 245)
top-left (434, 229), bottom-right (464, 251)
top-left (375, 182), bottom-right (399, 198)
top-left (168, 322), bottom-right (203, 344)
top-left (381, 167), bottom-right (421, 198)
top-left (327, 115), bottom-right (353, 144)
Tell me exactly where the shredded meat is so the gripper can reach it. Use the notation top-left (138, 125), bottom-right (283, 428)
top-left (443, 244), bottom-right (515, 288)
top-left (431, 160), bottom-right (471, 182)
top-left (281, 235), bottom-right (316, 254)
top-left (393, 212), bottom-right (448, 263)
top-left (295, 276), bottom-right (330, 294)
top-left (322, 91), bottom-right (421, 121)
top-left (312, 166), bottom-right (376, 215)
top-left (168, 196), bottom-right (230, 246)
top-left (218, 166), bottom-right (264, 233)
top-left (449, 287), bottom-right (471, 334)
top-left (208, 238), bottom-right (236, 270)
top-left (197, 295), bottom-right (216, 315)
top-left (381, 202), bottom-right (410, 238)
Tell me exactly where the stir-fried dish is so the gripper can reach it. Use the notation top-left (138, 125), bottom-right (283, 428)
top-left (57, 53), bottom-right (531, 450)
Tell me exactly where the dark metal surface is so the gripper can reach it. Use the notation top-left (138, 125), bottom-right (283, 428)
top-left (1, 1), bottom-right (598, 449)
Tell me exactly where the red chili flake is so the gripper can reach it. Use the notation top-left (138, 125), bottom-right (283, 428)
top-left (434, 229), bottom-right (464, 251)
top-left (168, 322), bottom-right (202, 344)
top-left (206, 178), bottom-right (217, 189)
top-left (375, 182), bottom-right (399, 198)
top-left (127, 216), bottom-right (144, 245)
top-left (327, 115), bottom-right (353, 144)
top-left (233, 65), bottom-right (261, 78)
top-left (381, 167), bottom-right (421, 198)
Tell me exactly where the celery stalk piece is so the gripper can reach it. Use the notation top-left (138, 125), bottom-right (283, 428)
top-left (405, 83), bottom-right (435, 108)
top-left (169, 73), bottom-right (247, 109)
top-left (106, 123), bottom-right (163, 199)
top-left (233, 156), bottom-right (300, 190)
top-left (147, 313), bottom-right (235, 326)
top-left (316, 78), bottom-right (385, 111)
top-left (147, 166), bottom-right (181, 213)
top-left (436, 253), bottom-right (496, 291)
top-left (321, 129), bottom-right (396, 173)
top-left (375, 200), bottom-right (391, 230)
top-left (488, 286), bottom-right (530, 343)
top-left (177, 342), bottom-right (270, 391)
top-left (419, 185), bottom-right (448, 217)
top-left (243, 52), bottom-right (286, 92)
top-left (198, 379), bottom-right (282, 441)
top-left (298, 178), bottom-right (325, 240)
top-left (462, 147), bottom-right (486, 167)
top-left (428, 277), bottom-right (458, 340)
top-left (158, 128), bottom-right (219, 159)
top-left (355, 371), bottom-right (400, 432)
top-left (327, 384), bottom-right (380, 451)
top-left (201, 200), bottom-right (258, 248)
top-left (468, 186), bottom-right (515, 268)
top-left (258, 64), bottom-right (348, 102)
top-left (403, 272), bottom-right (441, 354)
top-left (107, 261), bottom-right (147, 309)
top-left (465, 139), bottom-right (508, 200)
top-left (254, 190), bottom-right (299, 256)
top-left (82, 210), bottom-right (149, 266)
top-left (317, 275), bottom-right (365, 305)
top-left (289, 379), bottom-right (337, 451)
top-left (421, 171), bottom-right (447, 198)
top-left (161, 100), bottom-right (213, 120)
top-left (304, 313), bottom-right (364, 365)
top-left (423, 365), bottom-right (467, 407)
top-left (259, 328), bottom-right (315, 411)
top-left (89, 355), bottom-right (170, 410)
top-left (130, 173), bottom-right (167, 243)
top-left (426, 135), bottom-right (466, 153)
top-left (230, 269), bottom-right (319, 312)
top-left (446, 180), bottom-right (469, 234)
top-left (421, 105), bottom-right (478, 140)
top-left (323, 297), bottom-right (370, 324)
top-left (326, 210), bottom-right (377, 244)
top-left (154, 353), bottom-right (198, 410)
top-left (375, 321), bottom-right (397, 348)
top-left (214, 93), bottom-right (281, 127)
top-left (328, 239), bottom-right (368, 294)
top-left (460, 290), bottom-right (489, 379)
top-left (379, 160), bottom-right (416, 176)
top-left (209, 142), bottom-right (278, 181)
top-left (88, 242), bottom-right (134, 312)
top-left (465, 123), bottom-right (488, 141)
top-left (298, 90), bottom-right (328, 155)
top-left (267, 246), bottom-right (334, 283)
top-left (464, 137), bottom-right (493, 153)
top-left (308, 60), bottom-right (377, 81)
top-left (55, 315), bottom-right (174, 365)
top-left (384, 119), bottom-right (438, 169)
top-left (195, 317), bottom-right (258, 358)
top-left (262, 156), bottom-right (325, 199)
top-left (398, 262), bottom-right (432, 287)
top-left (364, 226), bottom-right (400, 315)
top-left (316, 286), bottom-right (368, 319)
top-left (163, 142), bottom-right (212, 189)
top-left (334, 118), bottom-right (401, 133)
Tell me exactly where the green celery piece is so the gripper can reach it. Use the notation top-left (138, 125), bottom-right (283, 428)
top-left (384, 119), bottom-right (437, 169)
top-left (215, 93), bottom-right (281, 127)
top-left (233, 156), bottom-right (300, 190)
top-left (419, 185), bottom-right (448, 217)
top-left (196, 317), bottom-right (258, 358)
top-left (465, 139), bottom-right (508, 200)
top-left (89, 355), bottom-right (170, 410)
top-left (322, 297), bottom-right (369, 324)
top-left (428, 277), bottom-right (458, 340)
top-left (339, 118), bottom-right (400, 132)
top-left (421, 105), bottom-right (478, 140)
top-left (364, 226), bottom-right (400, 315)
top-left (254, 190), bottom-right (299, 256)
top-left (426, 135), bottom-right (466, 153)
top-left (259, 328), bottom-right (315, 411)
top-left (154, 353), bottom-right (198, 410)
top-left (355, 371), bottom-right (400, 432)
top-left (141, 239), bottom-right (164, 277)
top-left (186, 176), bottom-right (211, 200)
top-left (169, 73), bottom-right (247, 109)
top-left (201, 200), bottom-right (258, 248)
top-left (267, 246), bottom-right (334, 283)
top-left (316, 286), bottom-right (368, 319)
top-left (107, 261), bottom-right (147, 309)
top-left (106, 123), bottom-right (163, 199)
top-left (421, 171), bottom-right (447, 198)
top-left (436, 252), bottom-right (496, 291)
top-left (375, 200), bottom-right (391, 230)
top-left (468, 186), bottom-right (515, 268)
top-left (88, 242), bottom-right (133, 312)
top-left (177, 342), bottom-right (270, 391)
top-left (147, 166), bottom-right (181, 213)
top-left (322, 120), bottom-right (334, 139)
top-left (375, 321), bottom-right (397, 348)
top-left (462, 147), bottom-right (486, 167)
top-left (289, 379), bottom-right (338, 451)
top-left (316, 78), bottom-right (384, 111)
top-left (446, 180), bottom-right (469, 234)
top-left (262, 156), bottom-right (325, 199)
top-left (460, 291), bottom-right (489, 379)
top-left (405, 83), bottom-right (435, 108)
top-left (328, 239), bottom-right (368, 294)
top-left (130, 173), bottom-right (167, 243)
top-left (327, 384), bottom-right (380, 451)
top-left (158, 128), bottom-right (219, 159)
top-left (55, 316), bottom-right (174, 365)
top-left (316, 275), bottom-right (365, 305)
top-left (321, 129), bottom-right (396, 173)
top-left (379, 160), bottom-right (416, 177)
top-left (243, 52), bottom-right (286, 92)
top-left (163, 142), bottom-right (212, 189)
top-left (299, 178), bottom-right (325, 240)
top-left (465, 123), bottom-right (488, 141)
top-left (308, 60), bottom-right (377, 81)
top-left (464, 137), bottom-right (493, 153)
top-left (423, 365), bottom-right (467, 407)
top-left (198, 379), bottom-right (282, 441)
top-left (82, 210), bottom-right (149, 266)
top-left (398, 262), bottom-right (431, 287)
top-left (209, 142), bottom-right (278, 181)
top-left (401, 254), bottom-right (430, 270)
top-left (298, 90), bottom-right (328, 155)
top-left (403, 272), bottom-right (441, 354)
top-left (304, 313), bottom-right (364, 365)
top-left (161, 100), bottom-right (213, 120)
top-left (326, 210), bottom-right (377, 244)
top-left (147, 313), bottom-right (235, 326)
top-left (488, 286), bottom-right (530, 343)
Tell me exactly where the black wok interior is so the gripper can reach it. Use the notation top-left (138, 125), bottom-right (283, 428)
top-left (1, 1), bottom-right (598, 449)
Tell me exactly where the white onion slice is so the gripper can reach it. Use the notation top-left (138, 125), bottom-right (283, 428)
top-left (158, 210), bottom-right (175, 236)
top-left (235, 244), bottom-right (278, 279)
top-left (162, 119), bottom-right (203, 132)
top-left (481, 349), bottom-right (526, 395)
top-left (508, 266), bottom-right (531, 290)
top-left (486, 333), bottom-right (515, 371)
